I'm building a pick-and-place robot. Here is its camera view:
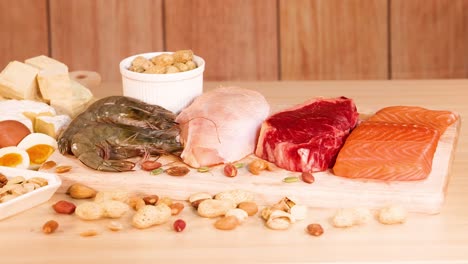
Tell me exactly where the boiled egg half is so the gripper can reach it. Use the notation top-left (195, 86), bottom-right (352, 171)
top-left (0, 146), bottom-right (30, 169)
top-left (17, 133), bottom-right (58, 169)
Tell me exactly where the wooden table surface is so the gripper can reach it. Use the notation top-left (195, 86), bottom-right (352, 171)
top-left (1, 80), bottom-right (467, 264)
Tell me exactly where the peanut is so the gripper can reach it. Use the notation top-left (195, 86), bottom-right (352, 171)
top-left (143, 195), bottom-right (159, 205)
top-left (128, 196), bottom-right (146, 211)
top-left (173, 50), bottom-right (193, 63)
top-left (197, 199), bottom-right (236, 218)
top-left (108, 221), bottom-right (123, 232)
top-left (225, 208), bottom-right (248, 224)
top-left (42, 220), bottom-right (59, 234)
top-left (75, 202), bottom-right (105, 220)
top-left (307, 223), bottom-right (324, 236)
top-left (214, 216), bottom-right (239, 230)
top-left (214, 189), bottom-right (254, 206)
top-left (100, 200), bottom-right (129, 219)
top-left (223, 163), bottom-right (237, 177)
top-left (151, 53), bottom-right (175, 67)
top-left (332, 208), bottom-right (373, 227)
top-left (156, 196), bottom-right (173, 206)
top-left (53, 200), bottom-right (76, 214)
top-left (301, 172), bottom-right (315, 184)
top-left (173, 219), bottom-right (186, 232)
top-left (378, 205), bottom-right (407, 225)
top-left (132, 204), bottom-right (172, 229)
top-left (170, 202), bottom-right (184, 215)
top-left (94, 190), bottom-right (129, 203)
top-left (188, 192), bottom-right (212, 208)
top-left (237, 201), bottom-right (258, 216)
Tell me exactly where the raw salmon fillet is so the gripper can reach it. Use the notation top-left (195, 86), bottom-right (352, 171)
top-left (176, 86), bottom-right (270, 168)
top-left (333, 121), bottom-right (440, 181)
top-left (367, 106), bottom-right (459, 135)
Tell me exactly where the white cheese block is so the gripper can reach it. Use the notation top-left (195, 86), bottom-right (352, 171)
top-left (25, 55), bottom-right (68, 73)
top-left (0, 99), bottom-right (56, 130)
top-left (50, 80), bottom-right (94, 117)
top-left (0, 61), bottom-right (39, 100)
top-left (37, 68), bottom-right (73, 102)
top-left (34, 114), bottom-right (71, 138)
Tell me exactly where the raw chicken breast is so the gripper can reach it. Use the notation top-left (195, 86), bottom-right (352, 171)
top-left (175, 86), bottom-right (270, 168)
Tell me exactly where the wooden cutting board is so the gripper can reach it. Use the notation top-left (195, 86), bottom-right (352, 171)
top-left (43, 120), bottom-right (460, 214)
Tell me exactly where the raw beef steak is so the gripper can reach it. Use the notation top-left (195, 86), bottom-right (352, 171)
top-left (255, 97), bottom-right (358, 172)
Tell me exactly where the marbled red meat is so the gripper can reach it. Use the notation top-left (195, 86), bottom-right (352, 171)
top-left (255, 97), bottom-right (358, 172)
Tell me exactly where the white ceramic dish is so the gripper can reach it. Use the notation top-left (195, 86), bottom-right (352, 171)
top-left (0, 166), bottom-right (61, 220)
top-left (119, 52), bottom-right (205, 113)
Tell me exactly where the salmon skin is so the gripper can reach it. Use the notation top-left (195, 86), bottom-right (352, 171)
top-left (333, 106), bottom-right (459, 181)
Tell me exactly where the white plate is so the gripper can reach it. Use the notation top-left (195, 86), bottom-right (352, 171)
top-left (0, 166), bottom-right (61, 220)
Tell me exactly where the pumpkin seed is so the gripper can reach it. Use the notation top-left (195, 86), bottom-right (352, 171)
top-left (282, 176), bottom-right (299, 183)
top-left (197, 167), bottom-right (210, 173)
top-left (150, 168), bottom-right (164, 175)
top-left (234, 163), bottom-right (244, 169)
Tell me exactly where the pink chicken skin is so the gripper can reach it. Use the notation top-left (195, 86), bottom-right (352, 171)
top-left (175, 86), bottom-right (270, 168)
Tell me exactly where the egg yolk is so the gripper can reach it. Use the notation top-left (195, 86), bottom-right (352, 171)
top-left (26, 144), bottom-right (55, 164)
top-left (0, 153), bottom-right (23, 167)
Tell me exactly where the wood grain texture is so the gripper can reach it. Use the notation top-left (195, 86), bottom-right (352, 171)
top-left (49, 0), bottom-right (164, 81)
top-left (279, 0), bottom-right (388, 80)
top-left (0, 0), bottom-right (49, 69)
top-left (165, 0), bottom-right (278, 81)
top-left (391, 0), bottom-right (468, 79)
top-left (1, 80), bottom-right (468, 263)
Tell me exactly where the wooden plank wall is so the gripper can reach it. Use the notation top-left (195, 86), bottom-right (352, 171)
top-left (0, 0), bottom-right (466, 81)
top-left (391, 0), bottom-right (468, 79)
top-left (279, 0), bottom-right (388, 80)
top-left (0, 0), bottom-right (49, 64)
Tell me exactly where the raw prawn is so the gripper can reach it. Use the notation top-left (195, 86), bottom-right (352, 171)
top-left (58, 96), bottom-right (182, 172)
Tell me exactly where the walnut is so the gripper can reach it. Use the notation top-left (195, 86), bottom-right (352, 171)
top-left (0, 173), bottom-right (7, 188)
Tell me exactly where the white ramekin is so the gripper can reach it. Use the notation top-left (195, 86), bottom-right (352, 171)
top-left (119, 52), bottom-right (205, 113)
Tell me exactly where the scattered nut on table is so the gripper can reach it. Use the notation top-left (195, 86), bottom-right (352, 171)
top-left (378, 205), bottom-right (407, 225)
top-left (214, 189), bottom-right (254, 206)
top-left (67, 183), bottom-right (97, 199)
top-left (132, 204), bottom-right (172, 229)
top-left (197, 199), bottom-right (236, 218)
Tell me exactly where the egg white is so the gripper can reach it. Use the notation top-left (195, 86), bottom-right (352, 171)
top-left (0, 146), bottom-right (30, 169)
top-left (17, 133), bottom-right (58, 169)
